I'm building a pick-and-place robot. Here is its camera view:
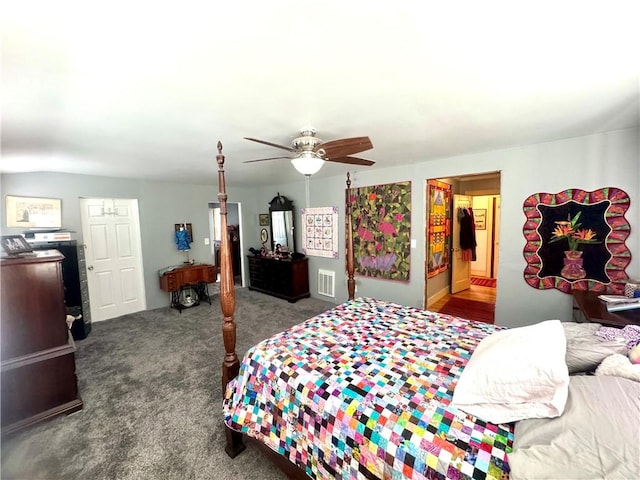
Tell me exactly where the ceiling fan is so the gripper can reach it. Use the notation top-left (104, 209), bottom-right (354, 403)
top-left (243, 127), bottom-right (375, 175)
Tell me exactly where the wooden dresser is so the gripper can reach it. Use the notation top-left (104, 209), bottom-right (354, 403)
top-left (1, 250), bottom-right (83, 436)
top-left (247, 256), bottom-right (310, 303)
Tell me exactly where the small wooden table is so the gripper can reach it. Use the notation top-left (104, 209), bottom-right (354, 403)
top-left (571, 290), bottom-right (640, 327)
top-left (159, 263), bottom-right (218, 312)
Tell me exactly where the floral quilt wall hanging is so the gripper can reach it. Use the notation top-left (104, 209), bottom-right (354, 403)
top-left (301, 206), bottom-right (339, 258)
top-left (427, 179), bottom-right (452, 278)
top-left (349, 181), bottom-right (411, 281)
top-left (522, 187), bottom-right (631, 294)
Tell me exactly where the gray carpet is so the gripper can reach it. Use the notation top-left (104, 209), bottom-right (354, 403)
top-left (1, 288), bottom-right (335, 480)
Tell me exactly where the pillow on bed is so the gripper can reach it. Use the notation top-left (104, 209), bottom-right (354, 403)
top-left (565, 335), bottom-right (628, 374)
top-left (451, 319), bottom-right (569, 424)
top-left (509, 375), bottom-right (640, 480)
top-left (561, 322), bottom-right (628, 374)
top-left (562, 321), bottom-right (601, 339)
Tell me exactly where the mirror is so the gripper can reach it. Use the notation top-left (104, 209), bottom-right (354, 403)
top-left (269, 193), bottom-right (296, 253)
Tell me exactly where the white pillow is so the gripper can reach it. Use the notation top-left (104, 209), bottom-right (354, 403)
top-left (451, 319), bottom-right (569, 424)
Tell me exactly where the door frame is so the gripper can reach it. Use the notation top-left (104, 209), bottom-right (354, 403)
top-left (209, 201), bottom-right (245, 287)
top-left (424, 172), bottom-right (502, 308)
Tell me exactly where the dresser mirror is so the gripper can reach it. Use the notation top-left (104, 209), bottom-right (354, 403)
top-left (269, 193), bottom-right (296, 253)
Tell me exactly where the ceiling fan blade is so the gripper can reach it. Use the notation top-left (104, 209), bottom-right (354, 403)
top-left (325, 156), bottom-right (375, 166)
top-left (243, 156), bottom-right (292, 163)
top-left (244, 137), bottom-right (296, 152)
top-left (315, 136), bottom-right (373, 158)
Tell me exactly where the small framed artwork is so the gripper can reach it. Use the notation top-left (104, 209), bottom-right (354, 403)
top-left (1, 235), bottom-right (33, 256)
top-left (260, 228), bottom-right (269, 244)
top-left (5, 195), bottom-right (62, 228)
top-left (473, 209), bottom-right (487, 230)
top-left (259, 213), bottom-right (269, 226)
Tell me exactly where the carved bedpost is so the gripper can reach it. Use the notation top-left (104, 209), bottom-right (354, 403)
top-left (216, 141), bottom-right (246, 458)
top-left (345, 172), bottom-right (356, 300)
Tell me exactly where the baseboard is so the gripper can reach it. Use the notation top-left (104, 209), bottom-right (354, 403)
top-left (426, 286), bottom-right (450, 309)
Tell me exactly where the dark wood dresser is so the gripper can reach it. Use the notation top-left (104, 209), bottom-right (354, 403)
top-left (1, 250), bottom-right (83, 436)
top-left (247, 256), bottom-right (310, 303)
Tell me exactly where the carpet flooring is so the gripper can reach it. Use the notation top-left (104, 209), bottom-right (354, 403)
top-left (1, 288), bottom-right (335, 480)
top-left (470, 276), bottom-right (497, 288)
top-left (437, 297), bottom-right (495, 324)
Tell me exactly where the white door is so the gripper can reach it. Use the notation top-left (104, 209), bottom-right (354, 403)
top-left (451, 194), bottom-right (473, 294)
top-left (80, 198), bottom-right (146, 322)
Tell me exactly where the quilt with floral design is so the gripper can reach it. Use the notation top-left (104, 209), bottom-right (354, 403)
top-left (224, 298), bottom-right (513, 480)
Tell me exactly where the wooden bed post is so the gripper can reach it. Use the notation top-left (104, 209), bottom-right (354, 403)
top-left (216, 141), bottom-right (246, 458)
top-left (345, 172), bottom-right (356, 300)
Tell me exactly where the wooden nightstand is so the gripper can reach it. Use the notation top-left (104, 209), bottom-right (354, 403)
top-left (571, 290), bottom-right (640, 328)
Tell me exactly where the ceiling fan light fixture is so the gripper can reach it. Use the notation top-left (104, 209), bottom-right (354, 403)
top-left (291, 152), bottom-right (324, 175)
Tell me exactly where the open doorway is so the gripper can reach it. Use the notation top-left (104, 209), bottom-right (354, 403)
top-left (209, 201), bottom-right (244, 286)
top-left (425, 172), bottom-right (501, 323)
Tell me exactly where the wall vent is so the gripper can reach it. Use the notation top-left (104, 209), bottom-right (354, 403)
top-left (318, 269), bottom-right (335, 298)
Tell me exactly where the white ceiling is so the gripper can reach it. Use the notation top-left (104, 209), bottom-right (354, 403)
top-left (2, 1), bottom-right (638, 188)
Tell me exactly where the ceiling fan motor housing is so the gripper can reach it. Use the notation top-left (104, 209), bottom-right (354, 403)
top-left (243, 128), bottom-right (374, 167)
top-left (292, 128), bottom-right (323, 152)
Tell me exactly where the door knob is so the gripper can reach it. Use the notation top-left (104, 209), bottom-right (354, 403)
top-left (88, 266), bottom-right (94, 271)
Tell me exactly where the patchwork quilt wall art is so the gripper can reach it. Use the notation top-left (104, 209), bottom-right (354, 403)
top-left (349, 181), bottom-right (411, 281)
top-left (522, 187), bottom-right (631, 294)
top-left (301, 206), bottom-right (339, 259)
top-left (427, 179), bottom-right (452, 278)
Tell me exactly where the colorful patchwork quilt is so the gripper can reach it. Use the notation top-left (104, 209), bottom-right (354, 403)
top-left (224, 298), bottom-right (514, 479)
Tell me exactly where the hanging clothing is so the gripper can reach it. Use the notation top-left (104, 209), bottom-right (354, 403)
top-left (468, 207), bottom-right (477, 261)
top-left (459, 208), bottom-right (477, 261)
top-left (175, 228), bottom-right (191, 251)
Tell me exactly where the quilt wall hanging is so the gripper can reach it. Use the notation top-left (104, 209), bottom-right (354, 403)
top-left (349, 181), bottom-right (411, 281)
top-left (427, 179), bottom-right (452, 278)
top-left (522, 187), bottom-right (631, 294)
top-left (301, 206), bottom-right (339, 258)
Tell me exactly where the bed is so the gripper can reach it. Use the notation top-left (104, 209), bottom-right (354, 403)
top-left (213, 143), bottom-right (640, 480)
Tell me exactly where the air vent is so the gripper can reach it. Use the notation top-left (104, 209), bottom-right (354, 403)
top-left (318, 269), bottom-right (335, 298)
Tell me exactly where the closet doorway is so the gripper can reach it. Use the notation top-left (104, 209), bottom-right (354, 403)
top-left (425, 172), bottom-right (501, 323)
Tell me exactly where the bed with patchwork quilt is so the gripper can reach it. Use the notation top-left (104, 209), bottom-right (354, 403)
top-left (224, 298), bottom-right (513, 480)
top-left (215, 147), bottom-right (639, 480)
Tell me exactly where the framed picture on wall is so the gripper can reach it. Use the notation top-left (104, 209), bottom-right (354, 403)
top-left (5, 195), bottom-right (62, 228)
top-left (474, 209), bottom-right (487, 230)
top-left (259, 213), bottom-right (269, 226)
